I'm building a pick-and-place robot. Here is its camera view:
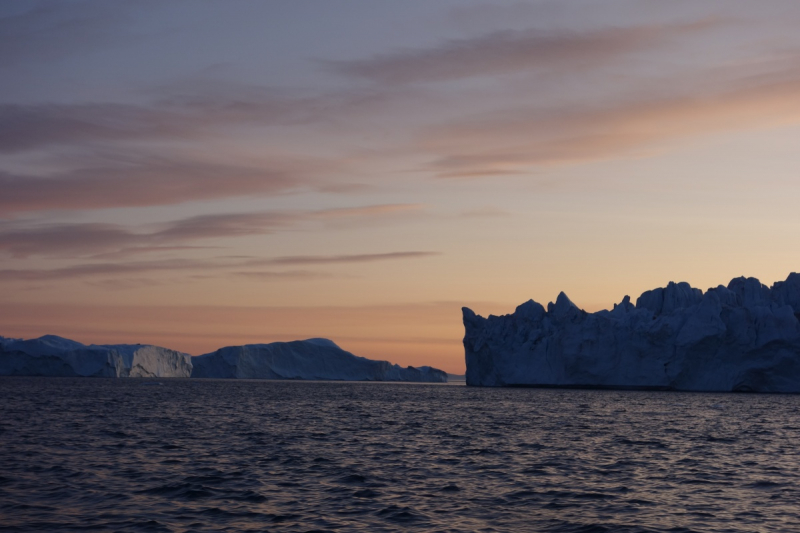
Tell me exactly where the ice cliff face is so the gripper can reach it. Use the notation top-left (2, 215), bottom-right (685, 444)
top-left (0, 335), bottom-right (193, 377)
top-left (191, 338), bottom-right (448, 382)
top-left (463, 273), bottom-right (800, 392)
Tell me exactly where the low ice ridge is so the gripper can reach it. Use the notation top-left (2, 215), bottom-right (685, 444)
top-left (462, 273), bottom-right (800, 392)
top-left (0, 335), bottom-right (448, 382)
top-left (191, 339), bottom-right (448, 382)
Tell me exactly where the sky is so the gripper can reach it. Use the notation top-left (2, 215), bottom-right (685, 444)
top-left (2, 1), bottom-right (800, 373)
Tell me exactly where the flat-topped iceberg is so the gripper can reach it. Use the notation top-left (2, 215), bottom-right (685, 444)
top-left (192, 338), bottom-right (448, 382)
top-left (463, 273), bottom-right (800, 392)
top-left (0, 335), bottom-right (193, 377)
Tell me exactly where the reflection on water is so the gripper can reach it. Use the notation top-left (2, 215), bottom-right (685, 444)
top-left (1, 378), bottom-right (799, 532)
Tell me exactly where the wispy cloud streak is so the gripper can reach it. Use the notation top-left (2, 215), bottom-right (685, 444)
top-left (0, 259), bottom-right (204, 281)
top-left (233, 270), bottom-right (334, 280)
top-left (0, 251), bottom-right (439, 283)
top-left (0, 87), bottom-right (394, 154)
top-left (0, 214), bottom-right (298, 258)
top-left (0, 204), bottom-right (427, 258)
top-left (328, 21), bottom-right (717, 84)
top-left (0, 103), bottom-right (188, 153)
top-left (257, 251), bottom-right (439, 266)
top-left (0, 159), bottom-right (301, 216)
top-left (421, 72), bottom-right (800, 176)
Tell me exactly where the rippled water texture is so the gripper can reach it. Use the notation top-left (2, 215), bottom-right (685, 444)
top-left (1, 379), bottom-right (800, 532)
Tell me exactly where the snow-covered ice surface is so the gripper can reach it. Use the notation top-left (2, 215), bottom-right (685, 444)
top-left (0, 335), bottom-right (193, 378)
top-left (463, 273), bottom-right (800, 392)
top-left (192, 338), bottom-right (448, 382)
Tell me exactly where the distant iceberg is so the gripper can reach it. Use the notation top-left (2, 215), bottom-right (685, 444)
top-left (0, 335), bottom-right (192, 378)
top-left (0, 335), bottom-right (448, 382)
top-left (463, 273), bottom-right (800, 392)
top-left (191, 338), bottom-right (448, 382)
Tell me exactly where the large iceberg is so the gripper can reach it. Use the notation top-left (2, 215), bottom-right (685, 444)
top-left (463, 273), bottom-right (800, 392)
top-left (191, 338), bottom-right (448, 382)
top-left (0, 335), bottom-right (193, 377)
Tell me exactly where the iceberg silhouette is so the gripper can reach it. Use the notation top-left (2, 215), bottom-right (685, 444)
top-left (463, 273), bottom-right (800, 392)
top-left (0, 335), bottom-right (448, 382)
top-left (192, 339), bottom-right (447, 382)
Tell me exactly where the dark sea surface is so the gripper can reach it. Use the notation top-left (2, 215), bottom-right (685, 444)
top-left (1, 378), bottom-right (800, 532)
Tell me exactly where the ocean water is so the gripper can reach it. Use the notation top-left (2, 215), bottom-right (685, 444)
top-left (1, 378), bottom-right (799, 532)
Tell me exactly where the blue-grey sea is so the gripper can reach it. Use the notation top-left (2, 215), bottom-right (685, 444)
top-left (1, 378), bottom-right (799, 532)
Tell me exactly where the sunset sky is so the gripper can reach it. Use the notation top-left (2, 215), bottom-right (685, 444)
top-left (2, 1), bottom-right (800, 373)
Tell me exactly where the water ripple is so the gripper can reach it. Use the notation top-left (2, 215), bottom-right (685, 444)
top-left (1, 378), bottom-right (800, 532)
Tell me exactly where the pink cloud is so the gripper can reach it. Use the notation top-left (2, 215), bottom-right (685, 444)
top-left (420, 73), bottom-right (800, 176)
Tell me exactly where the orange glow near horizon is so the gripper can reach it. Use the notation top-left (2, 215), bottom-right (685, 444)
top-left (0, 302), bottom-right (491, 373)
